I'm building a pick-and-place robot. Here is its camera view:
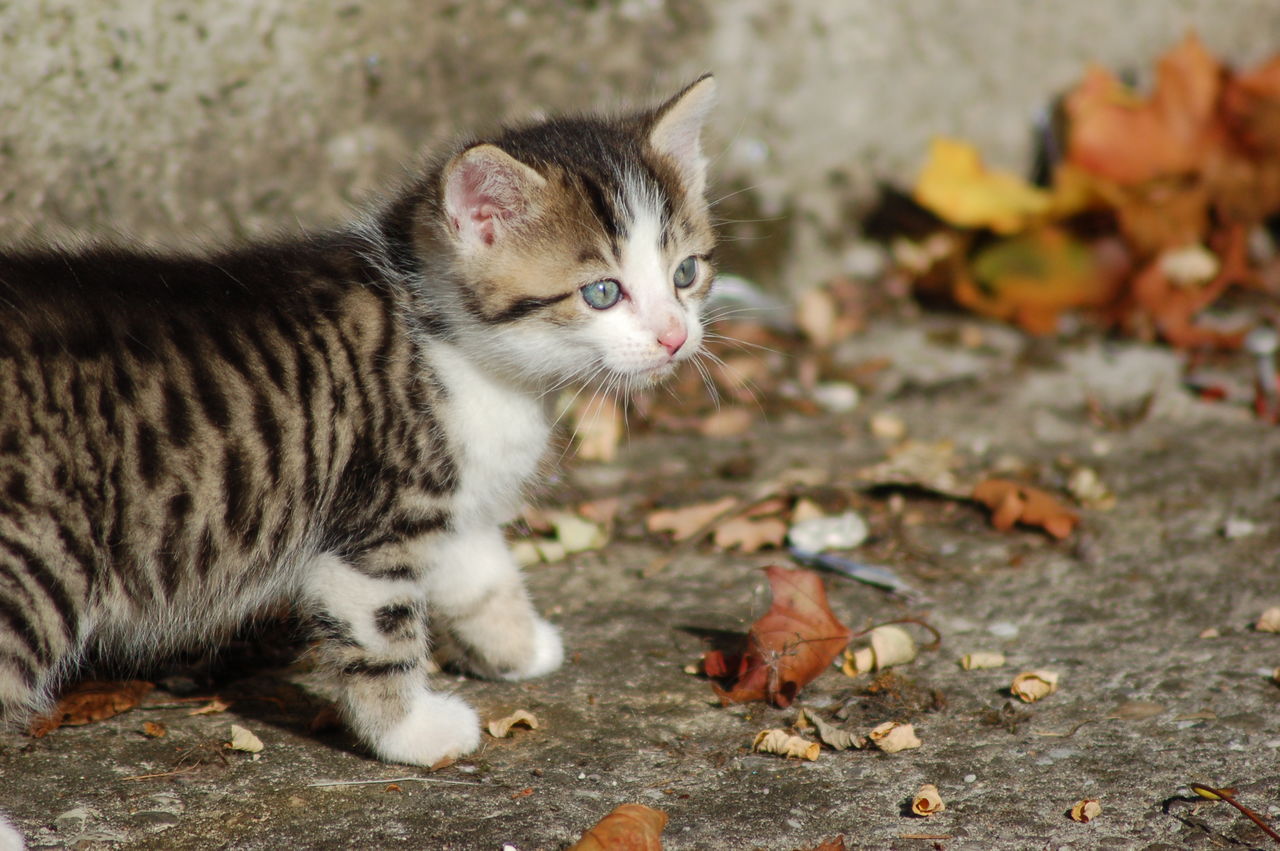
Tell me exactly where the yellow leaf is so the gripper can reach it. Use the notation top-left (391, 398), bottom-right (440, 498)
top-left (486, 709), bottom-right (539, 738)
top-left (914, 137), bottom-right (1052, 234)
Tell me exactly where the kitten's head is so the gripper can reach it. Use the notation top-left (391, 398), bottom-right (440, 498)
top-left (429, 76), bottom-right (717, 390)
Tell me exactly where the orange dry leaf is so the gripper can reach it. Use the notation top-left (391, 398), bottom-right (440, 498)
top-left (568, 803), bottom-right (668, 851)
top-left (954, 227), bottom-right (1123, 335)
top-left (712, 515), bottom-right (788, 552)
top-left (1065, 32), bottom-right (1222, 185)
top-left (703, 566), bottom-right (852, 708)
top-left (972, 478), bottom-right (1079, 539)
top-left (29, 680), bottom-right (154, 737)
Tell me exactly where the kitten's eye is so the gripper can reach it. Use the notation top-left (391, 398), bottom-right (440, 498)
top-left (673, 255), bottom-right (698, 289)
top-left (581, 279), bottom-right (622, 310)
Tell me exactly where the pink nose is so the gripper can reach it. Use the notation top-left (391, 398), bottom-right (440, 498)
top-left (658, 324), bottom-right (687, 356)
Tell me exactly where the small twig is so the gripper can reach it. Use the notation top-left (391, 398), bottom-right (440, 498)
top-left (307, 776), bottom-right (486, 788)
top-left (122, 765), bottom-right (202, 782)
top-left (1188, 783), bottom-right (1280, 844)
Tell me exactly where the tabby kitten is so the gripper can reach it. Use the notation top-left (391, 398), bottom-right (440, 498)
top-left (0, 75), bottom-right (716, 782)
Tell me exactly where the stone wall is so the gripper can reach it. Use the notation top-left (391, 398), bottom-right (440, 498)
top-left (3, 1), bottom-right (1277, 289)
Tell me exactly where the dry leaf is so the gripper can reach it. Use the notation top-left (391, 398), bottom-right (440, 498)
top-left (841, 626), bottom-right (917, 676)
top-left (699, 407), bottom-right (754, 438)
top-left (1069, 798), bottom-right (1102, 823)
top-left (187, 697), bottom-right (232, 716)
top-left (647, 496), bottom-right (738, 541)
top-left (857, 440), bottom-right (967, 497)
top-left (959, 651), bottom-right (1006, 670)
top-left (487, 710), bottom-right (539, 739)
top-left (141, 721), bottom-right (167, 738)
top-left (712, 515), bottom-right (787, 552)
top-left (868, 721), bottom-right (921, 753)
top-left (972, 478), bottom-right (1079, 539)
top-left (753, 729), bottom-right (820, 761)
top-left (227, 724), bottom-right (264, 753)
top-left (1011, 670), bottom-right (1060, 703)
top-left (955, 227), bottom-right (1118, 336)
top-left (570, 394), bottom-right (622, 463)
top-left (1065, 33), bottom-right (1221, 185)
top-left (704, 566), bottom-right (852, 708)
top-left (913, 137), bottom-right (1053, 234)
top-left (1198, 627), bottom-right (1220, 639)
top-left (795, 287), bottom-right (839, 347)
top-left (568, 803), bottom-right (668, 851)
top-left (29, 680), bottom-right (155, 737)
top-left (549, 512), bottom-right (608, 554)
top-left (1255, 606), bottom-right (1280, 633)
top-left (911, 784), bottom-right (946, 817)
top-left (796, 708), bottom-right (864, 751)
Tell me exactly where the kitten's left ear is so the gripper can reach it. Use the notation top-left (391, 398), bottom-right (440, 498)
top-left (648, 74), bottom-right (717, 197)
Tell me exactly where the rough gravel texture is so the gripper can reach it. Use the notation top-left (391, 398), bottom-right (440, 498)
top-left (2, 317), bottom-right (1278, 849)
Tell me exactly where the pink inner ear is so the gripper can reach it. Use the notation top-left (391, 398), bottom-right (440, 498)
top-left (446, 156), bottom-right (525, 247)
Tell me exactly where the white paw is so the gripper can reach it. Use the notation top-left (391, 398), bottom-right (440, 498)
top-left (369, 691), bottom-right (481, 767)
top-left (0, 813), bottom-right (24, 851)
top-left (498, 617), bottom-right (564, 681)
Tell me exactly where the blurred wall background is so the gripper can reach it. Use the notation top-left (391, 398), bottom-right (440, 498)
top-left (3, 0), bottom-right (1278, 290)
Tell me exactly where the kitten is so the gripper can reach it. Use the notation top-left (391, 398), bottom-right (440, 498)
top-left (0, 74), bottom-right (716, 816)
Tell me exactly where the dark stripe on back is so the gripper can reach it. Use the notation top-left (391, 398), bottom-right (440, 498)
top-left (342, 658), bottom-right (417, 677)
top-left (163, 381), bottom-right (194, 447)
top-left (252, 394), bottom-right (285, 485)
top-left (135, 421), bottom-right (163, 487)
top-left (0, 537), bottom-right (76, 640)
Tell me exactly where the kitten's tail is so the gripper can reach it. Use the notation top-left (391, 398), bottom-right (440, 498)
top-left (0, 814), bottom-right (24, 851)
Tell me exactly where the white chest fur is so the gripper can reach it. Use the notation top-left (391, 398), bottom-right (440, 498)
top-left (427, 342), bottom-right (550, 528)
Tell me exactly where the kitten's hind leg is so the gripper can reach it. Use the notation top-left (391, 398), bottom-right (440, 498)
top-left (421, 526), bottom-right (564, 681)
top-left (301, 554), bottom-right (479, 767)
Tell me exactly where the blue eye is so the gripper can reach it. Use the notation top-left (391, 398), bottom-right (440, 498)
top-left (581, 279), bottom-right (622, 310)
top-left (674, 256), bottom-right (698, 289)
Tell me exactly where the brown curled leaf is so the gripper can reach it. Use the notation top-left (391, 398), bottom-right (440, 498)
top-left (568, 803), bottom-right (669, 851)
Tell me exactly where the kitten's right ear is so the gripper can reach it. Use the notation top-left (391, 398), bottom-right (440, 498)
top-left (442, 144), bottom-right (546, 250)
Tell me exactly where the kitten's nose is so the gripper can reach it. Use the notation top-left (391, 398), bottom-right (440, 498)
top-left (657, 324), bottom-right (687, 357)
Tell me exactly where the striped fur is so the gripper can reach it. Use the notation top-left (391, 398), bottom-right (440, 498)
top-left (0, 77), bottom-right (716, 798)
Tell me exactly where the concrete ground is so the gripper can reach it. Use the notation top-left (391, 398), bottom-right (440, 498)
top-left (2, 315), bottom-right (1279, 850)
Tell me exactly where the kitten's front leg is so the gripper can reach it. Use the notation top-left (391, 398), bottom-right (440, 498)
top-left (422, 526), bottom-right (564, 681)
top-left (301, 554), bottom-right (480, 766)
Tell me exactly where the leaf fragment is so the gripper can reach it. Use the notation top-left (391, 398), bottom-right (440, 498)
top-left (868, 721), bottom-right (921, 753)
top-left (227, 724), bottom-right (264, 753)
top-left (959, 651), bottom-right (1006, 670)
top-left (911, 784), bottom-right (946, 817)
top-left (567, 804), bottom-right (668, 851)
top-left (712, 515), bottom-right (788, 552)
top-left (1069, 798), bottom-right (1102, 823)
top-left (141, 721), bottom-right (167, 738)
top-left (1254, 606), bottom-right (1280, 633)
top-left (914, 137), bottom-right (1053, 234)
top-left (647, 496), bottom-right (739, 541)
top-left (753, 729), bottom-right (820, 761)
top-left (972, 479), bottom-right (1079, 539)
top-left (188, 697), bottom-right (232, 716)
top-left (795, 708), bottom-right (865, 751)
top-left (487, 710), bottom-right (539, 739)
top-left (842, 626), bottom-right (917, 676)
top-left (29, 680), bottom-right (155, 737)
top-left (1011, 670), bottom-right (1060, 703)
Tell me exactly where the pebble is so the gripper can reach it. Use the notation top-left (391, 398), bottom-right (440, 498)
top-left (1222, 517), bottom-right (1258, 539)
top-left (787, 511), bottom-right (869, 552)
top-left (811, 381), bottom-right (860, 414)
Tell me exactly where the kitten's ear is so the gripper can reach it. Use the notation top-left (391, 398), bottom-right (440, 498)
top-left (648, 74), bottom-right (717, 197)
top-left (442, 144), bottom-right (546, 249)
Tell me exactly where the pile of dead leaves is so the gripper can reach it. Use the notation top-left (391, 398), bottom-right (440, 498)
top-left (894, 32), bottom-right (1280, 349)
